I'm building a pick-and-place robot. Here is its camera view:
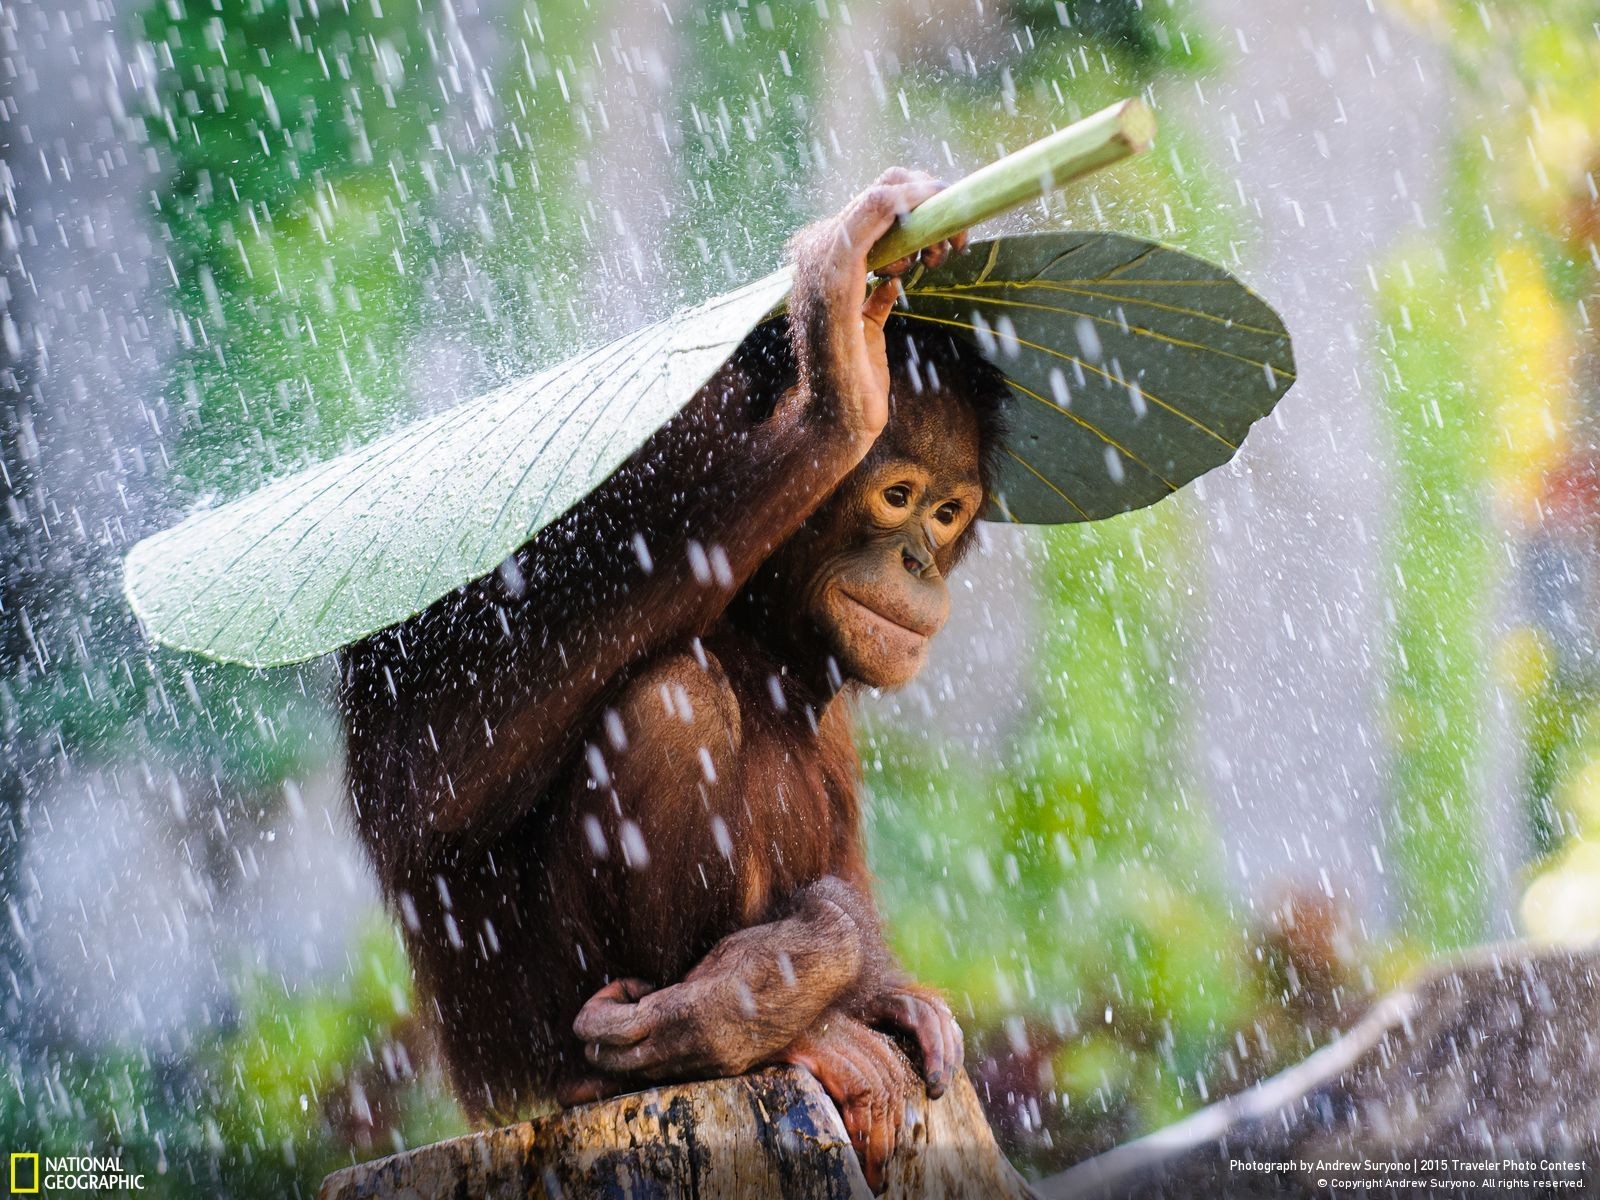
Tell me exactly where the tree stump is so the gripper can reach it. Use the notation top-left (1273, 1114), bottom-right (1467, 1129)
top-left (1043, 941), bottom-right (1600, 1199)
top-left (319, 1066), bottom-right (1034, 1199)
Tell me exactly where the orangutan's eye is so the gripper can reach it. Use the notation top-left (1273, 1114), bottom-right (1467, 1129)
top-left (935, 502), bottom-right (961, 525)
top-left (883, 485), bottom-right (911, 508)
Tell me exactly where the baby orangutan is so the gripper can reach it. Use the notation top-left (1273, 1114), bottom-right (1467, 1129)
top-left (340, 168), bottom-right (1010, 1190)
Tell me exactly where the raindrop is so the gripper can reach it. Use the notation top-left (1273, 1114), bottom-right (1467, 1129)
top-left (1049, 367), bottom-right (1071, 408)
top-left (1075, 316), bottom-right (1102, 361)
top-left (583, 815), bottom-right (609, 860)
top-left (970, 310), bottom-right (998, 355)
top-left (620, 821), bottom-right (650, 869)
top-left (995, 314), bottom-right (1020, 359)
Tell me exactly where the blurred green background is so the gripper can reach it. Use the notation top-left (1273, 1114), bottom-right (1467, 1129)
top-left (5, 0), bottom-right (1600, 1192)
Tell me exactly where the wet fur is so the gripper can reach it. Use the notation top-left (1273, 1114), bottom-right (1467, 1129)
top-left (339, 311), bottom-right (1007, 1118)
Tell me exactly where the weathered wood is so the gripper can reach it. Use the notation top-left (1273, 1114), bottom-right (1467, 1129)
top-left (1043, 941), bottom-right (1600, 1199)
top-left (319, 1066), bottom-right (1034, 1199)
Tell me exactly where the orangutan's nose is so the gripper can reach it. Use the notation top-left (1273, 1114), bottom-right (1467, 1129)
top-left (901, 542), bottom-right (931, 576)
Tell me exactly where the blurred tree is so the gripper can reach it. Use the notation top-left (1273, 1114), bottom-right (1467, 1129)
top-left (0, 0), bottom-right (183, 1054)
top-left (1374, 0), bottom-right (1600, 950)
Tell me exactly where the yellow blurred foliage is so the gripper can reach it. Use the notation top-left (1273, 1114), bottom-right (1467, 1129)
top-left (1495, 625), bottom-right (1553, 699)
top-left (1521, 754), bottom-right (1600, 945)
top-left (1521, 841), bottom-right (1600, 945)
top-left (1561, 758), bottom-right (1600, 837)
top-left (1481, 243), bottom-right (1571, 520)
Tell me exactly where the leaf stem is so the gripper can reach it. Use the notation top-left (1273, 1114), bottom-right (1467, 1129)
top-left (865, 97), bottom-right (1157, 273)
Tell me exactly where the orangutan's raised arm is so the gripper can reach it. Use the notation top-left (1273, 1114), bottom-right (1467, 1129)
top-left (340, 170), bottom-right (961, 851)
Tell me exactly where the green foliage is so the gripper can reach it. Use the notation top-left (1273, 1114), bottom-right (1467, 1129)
top-left (1518, 641), bottom-right (1600, 858)
top-left (142, 0), bottom-right (450, 487)
top-left (1, 926), bottom-right (463, 1198)
top-left (1015, 0), bottom-right (1202, 69)
top-left (1374, 238), bottom-right (1497, 950)
top-left (1369, 0), bottom-right (1600, 949)
top-left (460, 0), bottom-right (620, 371)
top-left (669, 1), bottom-right (826, 283)
top-left (866, 506), bottom-right (1259, 1149)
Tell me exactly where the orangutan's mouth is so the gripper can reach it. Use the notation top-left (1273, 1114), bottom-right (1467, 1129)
top-left (837, 591), bottom-right (934, 648)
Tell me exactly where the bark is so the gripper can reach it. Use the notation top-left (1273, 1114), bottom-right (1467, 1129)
top-left (320, 1065), bottom-right (1034, 1200)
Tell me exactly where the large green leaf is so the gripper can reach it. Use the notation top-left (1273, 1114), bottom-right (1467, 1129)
top-left (902, 232), bottom-right (1294, 523)
top-left (123, 231), bottom-right (1293, 667)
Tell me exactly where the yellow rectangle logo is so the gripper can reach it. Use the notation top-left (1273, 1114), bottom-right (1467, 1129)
top-left (10, 1152), bottom-right (40, 1194)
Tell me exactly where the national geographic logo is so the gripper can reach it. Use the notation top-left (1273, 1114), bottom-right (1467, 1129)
top-left (8, 1155), bottom-right (38, 1194)
top-left (8, 1153), bottom-right (146, 1194)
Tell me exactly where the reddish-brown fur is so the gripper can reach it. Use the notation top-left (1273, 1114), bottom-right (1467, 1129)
top-left (338, 171), bottom-right (1008, 1188)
